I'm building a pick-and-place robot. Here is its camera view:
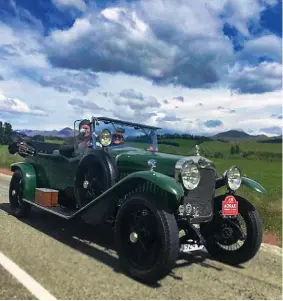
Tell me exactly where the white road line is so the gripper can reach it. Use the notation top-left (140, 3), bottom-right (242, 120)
top-left (0, 251), bottom-right (57, 300)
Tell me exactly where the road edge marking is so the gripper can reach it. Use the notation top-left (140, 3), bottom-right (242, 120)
top-left (0, 251), bottom-right (57, 300)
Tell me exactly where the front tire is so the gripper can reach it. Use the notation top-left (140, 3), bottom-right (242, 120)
top-left (114, 193), bottom-right (179, 283)
top-left (201, 195), bottom-right (262, 265)
top-left (9, 170), bottom-right (31, 218)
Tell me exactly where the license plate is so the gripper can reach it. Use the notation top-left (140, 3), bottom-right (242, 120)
top-left (222, 195), bottom-right (238, 217)
top-left (180, 243), bottom-right (204, 253)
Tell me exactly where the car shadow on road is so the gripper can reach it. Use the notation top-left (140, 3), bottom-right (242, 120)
top-left (0, 202), bottom-right (224, 286)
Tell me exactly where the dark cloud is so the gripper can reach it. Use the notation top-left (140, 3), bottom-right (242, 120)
top-left (278, 115), bottom-right (283, 119)
top-left (156, 114), bottom-right (181, 122)
top-left (68, 98), bottom-right (103, 111)
top-left (0, 75), bottom-right (4, 81)
top-left (99, 92), bottom-right (113, 98)
top-left (114, 110), bottom-right (157, 122)
top-left (39, 70), bottom-right (99, 94)
top-left (113, 89), bottom-right (160, 110)
top-left (260, 126), bottom-right (282, 135)
top-left (229, 109), bottom-right (236, 113)
top-left (229, 62), bottom-right (282, 94)
top-left (204, 119), bottom-right (223, 128)
top-left (163, 99), bottom-right (169, 104)
top-left (68, 98), bottom-right (83, 106)
top-left (174, 96), bottom-right (184, 102)
top-left (119, 89), bottom-right (144, 100)
top-left (198, 103), bottom-right (203, 107)
top-left (45, 2), bottom-right (234, 89)
top-left (217, 106), bottom-right (224, 110)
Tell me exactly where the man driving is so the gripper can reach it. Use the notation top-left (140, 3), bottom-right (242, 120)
top-left (75, 119), bottom-right (92, 149)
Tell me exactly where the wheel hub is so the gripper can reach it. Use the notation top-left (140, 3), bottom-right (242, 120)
top-left (222, 226), bottom-right (233, 239)
top-left (129, 232), bottom-right (139, 243)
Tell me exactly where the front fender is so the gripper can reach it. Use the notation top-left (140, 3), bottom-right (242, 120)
top-left (124, 170), bottom-right (185, 198)
top-left (242, 177), bottom-right (267, 193)
top-left (10, 162), bottom-right (37, 200)
top-left (78, 170), bottom-right (184, 224)
top-left (215, 176), bottom-right (267, 193)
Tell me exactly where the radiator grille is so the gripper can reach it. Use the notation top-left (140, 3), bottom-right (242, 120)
top-left (183, 168), bottom-right (216, 220)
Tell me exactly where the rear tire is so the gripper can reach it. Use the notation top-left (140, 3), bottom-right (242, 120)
top-left (114, 193), bottom-right (179, 283)
top-left (201, 195), bottom-right (262, 265)
top-left (9, 170), bottom-right (31, 218)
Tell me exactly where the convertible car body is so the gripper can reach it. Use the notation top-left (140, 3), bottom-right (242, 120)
top-left (8, 116), bottom-right (266, 283)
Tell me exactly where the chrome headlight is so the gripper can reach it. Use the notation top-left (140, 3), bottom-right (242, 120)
top-left (181, 162), bottom-right (200, 190)
top-left (99, 129), bottom-right (112, 147)
top-left (226, 166), bottom-right (242, 191)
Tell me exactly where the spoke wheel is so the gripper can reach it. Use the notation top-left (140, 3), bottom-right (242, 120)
top-left (80, 170), bottom-right (103, 206)
top-left (9, 170), bottom-right (31, 218)
top-left (201, 195), bottom-right (262, 265)
top-left (114, 193), bottom-right (179, 283)
top-left (120, 204), bottom-right (161, 270)
top-left (215, 214), bottom-right (247, 251)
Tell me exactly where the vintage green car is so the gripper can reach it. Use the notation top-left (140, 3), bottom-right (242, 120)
top-left (7, 116), bottom-right (266, 283)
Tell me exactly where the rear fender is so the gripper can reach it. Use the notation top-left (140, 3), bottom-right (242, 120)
top-left (10, 162), bottom-right (37, 200)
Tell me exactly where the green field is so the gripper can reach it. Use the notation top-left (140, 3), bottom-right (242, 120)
top-left (0, 139), bottom-right (282, 242)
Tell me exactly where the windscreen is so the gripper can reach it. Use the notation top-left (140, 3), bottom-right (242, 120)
top-left (95, 121), bottom-right (154, 150)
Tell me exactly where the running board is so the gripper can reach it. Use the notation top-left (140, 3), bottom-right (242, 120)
top-left (23, 199), bottom-right (77, 219)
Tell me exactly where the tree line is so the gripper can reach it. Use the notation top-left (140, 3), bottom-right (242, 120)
top-left (0, 121), bottom-right (13, 145)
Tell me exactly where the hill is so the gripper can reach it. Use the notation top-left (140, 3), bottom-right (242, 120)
top-left (213, 130), bottom-right (268, 141)
top-left (18, 127), bottom-right (75, 138)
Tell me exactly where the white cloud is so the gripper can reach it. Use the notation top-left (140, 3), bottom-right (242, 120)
top-left (0, 0), bottom-right (281, 136)
top-left (229, 62), bottom-right (282, 94)
top-left (238, 35), bottom-right (282, 63)
top-left (0, 22), bottom-right (48, 71)
top-left (0, 90), bottom-right (47, 115)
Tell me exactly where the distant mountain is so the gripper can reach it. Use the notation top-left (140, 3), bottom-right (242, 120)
top-left (212, 130), bottom-right (268, 141)
top-left (57, 127), bottom-right (74, 137)
top-left (16, 126), bottom-right (279, 142)
top-left (18, 127), bottom-right (75, 138)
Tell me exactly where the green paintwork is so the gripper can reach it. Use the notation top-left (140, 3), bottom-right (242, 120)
top-left (123, 170), bottom-right (184, 198)
top-left (242, 177), bottom-right (267, 193)
top-left (9, 144), bottom-right (212, 204)
top-left (109, 147), bottom-right (214, 178)
top-left (10, 162), bottom-right (37, 200)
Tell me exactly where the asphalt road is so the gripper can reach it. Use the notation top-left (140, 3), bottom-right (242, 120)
top-left (0, 174), bottom-right (282, 300)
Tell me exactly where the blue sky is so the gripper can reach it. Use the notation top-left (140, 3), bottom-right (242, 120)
top-left (0, 0), bottom-right (282, 136)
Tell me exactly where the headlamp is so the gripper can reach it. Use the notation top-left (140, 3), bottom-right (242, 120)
top-left (181, 162), bottom-right (200, 190)
top-left (99, 129), bottom-right (112, 147)
top-left (225, 166), bottom-right (242, 191)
